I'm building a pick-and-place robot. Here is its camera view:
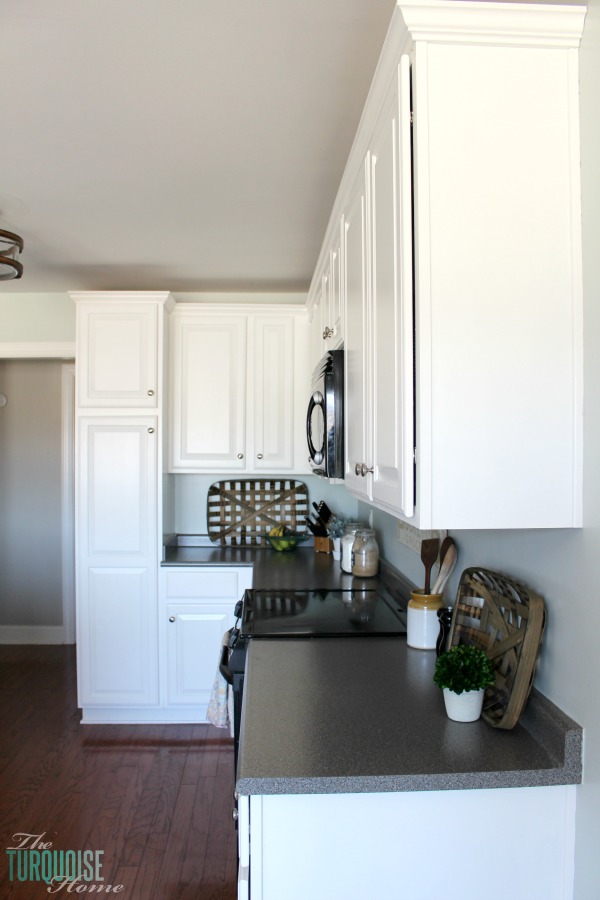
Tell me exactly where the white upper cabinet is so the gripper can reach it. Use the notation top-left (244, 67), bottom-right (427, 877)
top-left (344, 65), bottom-right (414, 520)
top-left (343, 162), bottom-right (371, 502)
top-left (169, 306), bottom-right (309, 474)
top-left (250, 315), bottom-right (296, 471)
top-left (308, 221), bottom-right (344, 371)
top-left (311, 0), bottom-right (585, 529)
top-left (73, 292), bottom-right (168, 408)
top-left (369, 57), bottom-right (414, 519)
top-left (170, 313), bottom-right (248, 470)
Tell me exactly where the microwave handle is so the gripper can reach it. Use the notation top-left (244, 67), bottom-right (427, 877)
top-left (306, 392), bottom-right (324, 462)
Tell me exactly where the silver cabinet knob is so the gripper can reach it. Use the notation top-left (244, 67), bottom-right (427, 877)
top-left (323, 326), bottom-right (334, 340)
top-left (232, 808), bottom-right (239, 821)
top-left (257, 453), bottom-right (263, 460)
top-left (148, 427), bottom-right (155, 434)
top-left (237, 453), bottom-right (244, 459)
top-left (355, 463), bottom-right (361, 476)
top-left (360, 463), bottom-right (374, 477)
top-left (147, 389), bottom-right (155, 396)
top-left (169, 616), bottom-right (176, 623)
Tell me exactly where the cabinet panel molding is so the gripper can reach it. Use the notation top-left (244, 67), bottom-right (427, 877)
top-left (78, 567), bottom-right (158, 705)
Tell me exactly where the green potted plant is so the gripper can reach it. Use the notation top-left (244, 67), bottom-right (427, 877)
top-left (433, 644), bottom-right (495, 722)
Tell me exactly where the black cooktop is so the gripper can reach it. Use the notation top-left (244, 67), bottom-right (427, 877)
top-left (240, 588), bottom-right (406, 638)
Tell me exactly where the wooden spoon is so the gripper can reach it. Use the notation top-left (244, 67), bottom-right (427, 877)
top-left (437, 535), bottom-right (454, 570)
top-left (421, 537), bottom-right (440, 595)
top-left (432, 541), bottom-right (457, 595)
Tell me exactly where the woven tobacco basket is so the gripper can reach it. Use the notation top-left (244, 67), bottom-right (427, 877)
top-left (207, 479), bottom-right (309, 546)
top-left (446, 567), bottom-right (546, 729)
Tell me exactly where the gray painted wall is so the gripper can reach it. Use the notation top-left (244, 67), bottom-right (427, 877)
top-left (0, 360), bottom-right (64, 626)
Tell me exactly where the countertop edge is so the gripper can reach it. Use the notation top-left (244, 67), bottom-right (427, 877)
top-left (236, 764), bottom-right (581, 796)
top-left (519, 687), bottom-right (583, 782)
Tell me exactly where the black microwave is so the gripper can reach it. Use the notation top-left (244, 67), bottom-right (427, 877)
top-left (306, 350), bottom-right (344, 479)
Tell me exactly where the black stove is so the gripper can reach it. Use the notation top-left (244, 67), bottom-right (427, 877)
top-left (240, 588), bottom-right (406, 637)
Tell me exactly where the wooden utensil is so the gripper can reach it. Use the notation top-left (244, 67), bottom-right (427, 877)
top-left (437, 535), bottom-right (454, 570)
top-left (421, 537), bottom-right (440, 595)
top-left (432, 540), bottom-right (457, 595)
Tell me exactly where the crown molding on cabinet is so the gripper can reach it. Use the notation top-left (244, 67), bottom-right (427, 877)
top-left (397, 0), bottom-right (586, 49)
top-left (0, 342), bottom-right (76, 359)
top-left (69, 290), bottom-right (176, 312)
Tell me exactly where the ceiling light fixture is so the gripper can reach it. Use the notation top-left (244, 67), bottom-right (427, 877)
top-left (0, 229), bottom-right (24, 280)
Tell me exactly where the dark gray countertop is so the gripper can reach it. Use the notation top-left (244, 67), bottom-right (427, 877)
top-left (162, 535), bottom-right (582, 798)
top-left (162, 541), bottom-right (410, 596)
top-left (236, 637), bottom-right (582, 796)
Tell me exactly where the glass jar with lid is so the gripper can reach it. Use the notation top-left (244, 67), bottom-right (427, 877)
top-left (340, 522), bottom-right (363, 573)
top-left (351, 528), bottom-right (379, 577)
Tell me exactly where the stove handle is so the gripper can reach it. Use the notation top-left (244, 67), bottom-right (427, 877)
top-left (219, 643), bottom-right (234, 685)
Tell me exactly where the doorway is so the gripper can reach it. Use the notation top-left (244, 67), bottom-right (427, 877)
top-left (0, 359), bottom-right (75, 643)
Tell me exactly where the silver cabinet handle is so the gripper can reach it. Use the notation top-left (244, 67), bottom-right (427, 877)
top-left (232, 808), bottom-right (239, 821)
top-left (360, 463), bottom-right (374, 477)
top-left (148, 427), bottom-right (155, 434)
top-left (257, 453), bottom-right (263, 460)
top-left (237, 453), bottom-right (244, 459)
top-left (355, 463), bottom-right (361, 476)
top-left (147, 389), bottom-right (155, 396)
top-left (169, 616), bottom-right (176, 623)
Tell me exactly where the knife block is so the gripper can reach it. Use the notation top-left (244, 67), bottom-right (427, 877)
top-left (314, 536), bottom-right (332, 554)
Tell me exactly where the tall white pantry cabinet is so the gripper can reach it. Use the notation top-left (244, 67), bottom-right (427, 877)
top-left (73, 292), bottom-right (173, 718)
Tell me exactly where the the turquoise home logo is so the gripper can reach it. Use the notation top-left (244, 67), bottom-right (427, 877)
top-left (5, 832), bottom-right (124, 894)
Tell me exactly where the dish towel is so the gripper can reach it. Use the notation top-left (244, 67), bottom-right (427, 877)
top-left (207, 630), bottom-right (233, 736)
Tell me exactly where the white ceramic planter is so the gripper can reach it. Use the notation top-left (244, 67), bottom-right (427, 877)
top-left (443, 687), bottom-right (485, 722)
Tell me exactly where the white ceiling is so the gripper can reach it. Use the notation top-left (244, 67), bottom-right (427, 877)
top-left (0, 0), bottom-right (395, 295)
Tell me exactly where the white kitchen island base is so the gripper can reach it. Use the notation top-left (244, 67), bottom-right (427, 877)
top-left (239, 785), bottom-right (576, 900)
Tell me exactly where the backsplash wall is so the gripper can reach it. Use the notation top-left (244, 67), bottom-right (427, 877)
top-left (171, 474), bottom-right (359, 534)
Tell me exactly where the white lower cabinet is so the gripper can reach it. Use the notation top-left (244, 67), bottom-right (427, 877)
top-left (162, 566), bottom-right (253, 718)
top-left (79, 567), bottom-right (158, 706)
top-left (166, 605), bottom-right (234, 706)
top-left (241, 786), bottom-right (576, 900)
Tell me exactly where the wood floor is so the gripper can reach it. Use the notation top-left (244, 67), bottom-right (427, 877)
top-left (0, 645), bottom-right (238, 900)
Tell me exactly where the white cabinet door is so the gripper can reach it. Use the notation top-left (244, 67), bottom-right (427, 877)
top-left (343, 160), bottom-right (371, 501)
top-left (76, 302), bottom-right (159, 408)
top-left (170, 308), bottom-right (309, 474)
top-left (80, 567), bottom-right (158, 705)
top-left (162, 566), bottom-right (253, 714)
top-left (310, 222), bottom-right (345, 367)
top-left (326, 224), bottom-right (344, 350)
top-left (370, 59), bottom-right (414, 518)
top-left (250, 316), bottom-right (295, 471)
top-left (170, 315), bottom-right (248, 471)
top-left (76, 417), bottom-right (159, 706)
top-left (166, 604), bottom-right (234, 706)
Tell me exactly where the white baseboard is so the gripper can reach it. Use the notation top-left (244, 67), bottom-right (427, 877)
top-left (0, 625), bottom-right (72, 645)
top-left (80, 705), bottom-right (213, 725)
